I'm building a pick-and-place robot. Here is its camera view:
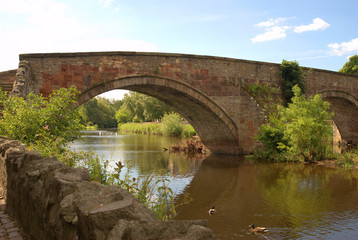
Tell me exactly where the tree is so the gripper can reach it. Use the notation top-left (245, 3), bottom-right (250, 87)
top-left (115, 109), bottom-right (131, 124)
top-left (115, 91), bottom-right (173, 124)
top-left (78, 97), bottom-right (122, 128)
top-left (256, 85), bottom-right (333, 163)
top-left (339, 54), bottom-right (358, 75)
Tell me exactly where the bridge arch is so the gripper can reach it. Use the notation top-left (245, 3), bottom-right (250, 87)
top-left (319, 90), bottom-right (358, 145)
top-left (77, 75), bottom-right (241, 155)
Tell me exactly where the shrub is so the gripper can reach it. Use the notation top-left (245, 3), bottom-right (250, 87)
top-left (255, 85), bottom-right (333, 163)
top-left (181, 124), bottom-right (196, 138)
top-left (161, 113), bottom-right (183, 136)
top-left (0, 86), bottom-right (83, 146)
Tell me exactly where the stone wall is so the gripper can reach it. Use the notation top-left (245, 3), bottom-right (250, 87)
top-left (9, 61), bottom-right (35, 98)
top-left (0, 137), bottom-right (216, 240)
top-left (0, 69), bottom-right (16, 93)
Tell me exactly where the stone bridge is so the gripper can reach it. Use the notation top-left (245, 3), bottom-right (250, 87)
top-left (6, 52), bottom-right (358, 154)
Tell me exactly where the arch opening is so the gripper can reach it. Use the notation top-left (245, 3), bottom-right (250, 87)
top-left (78, 76), bottom-right (241, 155)
top-left (320, 91), bottom-right (358, 146)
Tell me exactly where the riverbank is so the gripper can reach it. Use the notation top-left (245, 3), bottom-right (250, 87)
top-left (118, 122), bottom-right (196, 138)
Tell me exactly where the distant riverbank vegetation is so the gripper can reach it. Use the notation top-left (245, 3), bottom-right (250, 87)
top-left (119, 113), bottom-right (196, 138)
top-left (78, 91), bottom-right (197, 138)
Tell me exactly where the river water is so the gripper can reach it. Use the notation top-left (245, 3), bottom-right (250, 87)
top-left (70, 130), bottom-right (358, 240)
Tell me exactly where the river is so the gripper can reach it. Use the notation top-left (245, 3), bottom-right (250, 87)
top-left (70, 130), bottom-right (358, 240)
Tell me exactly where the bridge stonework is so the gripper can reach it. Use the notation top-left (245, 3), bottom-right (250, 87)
top-left (10, 52), bottom-right (358, 154)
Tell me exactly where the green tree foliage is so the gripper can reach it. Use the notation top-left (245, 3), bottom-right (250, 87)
top-left (0, 86), bottom-right (83, 146)
top-left (115, 109), bottom-right (131, 124)
top-left (255, 113), bottom-right (287, 160)
top-left (116, 91), bottom-right (173, 124)
top-left (280, 60), bottom-right (306, 105)
top-left (78, 97), bottom-right (122, 128)
top-left (339, 54), bottom-right (358, 75)
top-left (256, 85), bottom-right (333, 163)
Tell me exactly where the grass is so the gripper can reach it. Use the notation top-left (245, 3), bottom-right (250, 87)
top-left (335, 149), bottom-right (358, 168)
top-left (119, 122), bottom-right (196, 138)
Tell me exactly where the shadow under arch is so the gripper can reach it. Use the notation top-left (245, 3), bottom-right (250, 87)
top-left (77, 75), bottom-right (241, 155)
top-left (319, 90), bottom-right (358, 144)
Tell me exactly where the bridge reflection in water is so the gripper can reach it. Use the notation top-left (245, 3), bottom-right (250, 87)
top-left (174, 154), bottom-right (358, 240)
top-left (70, 130), bottom-right (358, 239)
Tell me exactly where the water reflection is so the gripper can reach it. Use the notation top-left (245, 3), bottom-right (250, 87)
top-left (71, 131), bottom-right (358, 240)
top-left (174, 155), bottom-right (358, 240)
top-left (69, 130), bottom-right (205, 194)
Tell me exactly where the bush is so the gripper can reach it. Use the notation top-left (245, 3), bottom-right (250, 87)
top-left (181, 124), bottom-right (197, 138)
top-left (161, 113), bottom-right (183, 136)
top-left (0, 86), bottom-right (83, 146)
top-left (255, 85), bottom-right (333, 163)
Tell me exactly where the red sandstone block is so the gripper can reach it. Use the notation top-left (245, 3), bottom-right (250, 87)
top-left (102, 67), bottom-right (119, 73)
top-left (69, 65), bottom-right (77, 71)
top-left (53, 74), bottom-right (64, 81)
top-left (60, 64), bottom-right (69, 74)
top-left (42, 73), bottom-right (54, 80)
top-left (90, 67), bottom-right (99, 72)
top-left (73, 74), bottom-right (83, 82)
top-left (64, 75), bottom-right (73, 81)
top-left (126, 69), bottom-right (135, 75)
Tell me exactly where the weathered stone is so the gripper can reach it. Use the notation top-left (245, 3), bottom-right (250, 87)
top-left (0, 69), bottom-right (16, 92)
top-left (107, 219), bottom-right (216, 240)
top-left (185, 224), bottom-right (217, 240)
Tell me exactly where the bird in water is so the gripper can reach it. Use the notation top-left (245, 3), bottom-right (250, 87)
top-left (208, 206), bottom-right (216, 215)
top-left (249, 224), bottom-right (268, 233)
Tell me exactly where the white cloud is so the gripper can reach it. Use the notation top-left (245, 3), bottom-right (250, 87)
top-left (328, 38), bottom-right (358, 56)
top-left (252, 17), bottom-right (330, 43)
top-left (294, 18), bottom-right (330, 33)
top-left (252, 17), bottom-right (290, 43)
top-left (251, 26), bottom-right (290, 43)
top-left (254, 17), bottom-right (287, 28)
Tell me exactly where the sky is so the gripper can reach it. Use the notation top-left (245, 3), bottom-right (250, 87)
top-left (1, 0), bottom-right (357, 99)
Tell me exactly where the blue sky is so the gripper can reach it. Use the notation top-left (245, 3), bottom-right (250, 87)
top-left (1, 0), bottom-right (357, 99)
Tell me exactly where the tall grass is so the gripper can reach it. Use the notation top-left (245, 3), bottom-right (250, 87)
top-left (119, 122), bottom-right (163, 135)
top-left (335, 149), bottom-right (358, 168)
top-left (119, 122), bottom-right (196, 138)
